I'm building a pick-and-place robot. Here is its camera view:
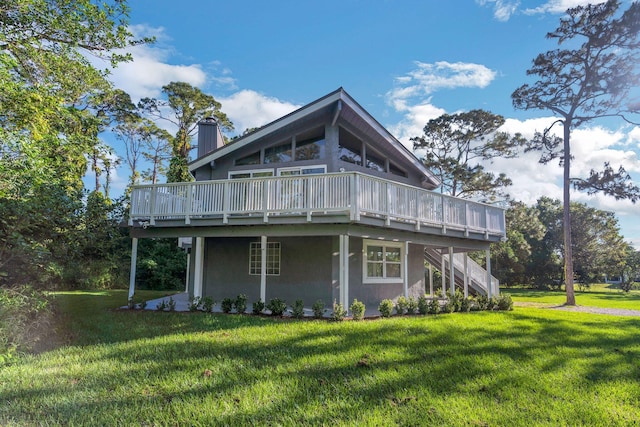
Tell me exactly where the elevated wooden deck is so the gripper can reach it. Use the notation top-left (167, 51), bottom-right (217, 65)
top-left (129, 172), bottom-right (506, 241)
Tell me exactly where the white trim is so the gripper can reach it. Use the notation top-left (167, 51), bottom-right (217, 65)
top-left (249, 241), bottom-right (280, 276)
top-left (277, 164), bottom-right (327, 176)
top-left (193, 237), bottom-right (204, 299)
top-left (128, 237), bottom-right (138, 300)
top-left (228, 168), bottom-right (274, 179)
top-left (362, 239), bottom-right (404, 284)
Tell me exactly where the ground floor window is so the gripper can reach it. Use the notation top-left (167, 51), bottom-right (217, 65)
top-left (363, 239), bottom-right (404, 283)
top-left (249, 241), bottom-right (281, 275)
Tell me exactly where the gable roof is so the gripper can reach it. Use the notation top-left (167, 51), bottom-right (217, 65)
top-left (189, 88), bottom-right (440, 188)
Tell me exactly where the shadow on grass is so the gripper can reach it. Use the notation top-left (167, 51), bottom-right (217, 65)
top-left (5, 304), bottom-right (640, 425)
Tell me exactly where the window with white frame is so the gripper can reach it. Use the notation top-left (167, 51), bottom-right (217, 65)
top-left (249, 241), bottom-right (281, 275)
top-left (229, 169), bottom-right (274, 179)
top-left (363, 240), bottom-right (404, 283)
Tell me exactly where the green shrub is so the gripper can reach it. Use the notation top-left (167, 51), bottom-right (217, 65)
top-left (252, 299), bottom-right (265, 315)
top-left (267, 298), bottom-right (287, 316)
top-left (167, 297), bottom-right (176, 312)
top-left (417, 295), bottom-right (429, 315)
top-left (330, 300), bottom-right (348, 321)
top-left (395, 296), bottom-right (408, 315)
top-left (188, 296), bottom-right (201, 312)
top-left (449, 290), bottom-right (464, 312)
top-left (378, 299), bottom-right (394, 318)
top-left (234, 294), bottom-right (248, 314)
top-left (476, 295), bottom-right (489, 311)
top-left (139, 300), bottom-right (147, 310)
top-left (440, 298), bottom-right (454, 313)
top-left (496, 294), bottom-right (513, 311)
top-left (312, 300), bottom-right (326, 319)
top-left (350, 299), bottom-right (366, 321)
top-left (427, 297), bottom-right (440, 315)
top-left (406, 296), bottom-right (418, 314)
top-left (291, 299), bottom-right (305, 319)
top-left (201, 297), bottom-right (215, 313)
top-left (221, 298), bottom-right (234, 314)
top-left (155, 300), bottom-right (167, 311)
top-left (0, 287), bottom-right (52, 360)
top-left (460, 296), bottom-right (472, 312)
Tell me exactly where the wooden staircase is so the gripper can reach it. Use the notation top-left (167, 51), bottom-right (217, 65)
top-left (424, 248), bottom-right (499, 296)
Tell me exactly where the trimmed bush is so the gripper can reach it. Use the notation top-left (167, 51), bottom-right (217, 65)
top-left (395, 296), bottom-right (408, 315)
top-left (201, 297), bottom-right (215, 313)
top-left (496, 294), bottom-right (513, 311)
top-left (406, 296), bottom-right (418, 315)
top-left (291, 299), bottom-right (305, 319)
top-left (427, 297), bottom-right (440, 315)
top-left (267, 298), bottom-right (287, 316)
top-left (417, 295), bottom-right (429, 315)
top-left (252, 299), bottom-right (265, 315)
top-left (312, 300), bottom-right (326, 319)
top-left (188, 296), bottom-right (201, 312)
top-left (350, 299), bottom-right (366, 321)
top-left (221, 298), bottom-right (234, 314)
top-left (331, 300), bottom-right (347, 321)
top-left (234, 294), bottom-right (248, 314)
top-left (378, 299), bottom-right (394, 318)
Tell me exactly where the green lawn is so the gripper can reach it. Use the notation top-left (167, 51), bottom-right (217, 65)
top-left (505, 283), bottom-right (640, 309)
top-left (1, 290), bottom-right (639, 426)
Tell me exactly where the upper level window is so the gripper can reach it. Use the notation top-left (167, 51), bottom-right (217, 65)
top-left (235, 151), bottom-right (260, 166)
top-left (229, 169), bottom-right (274, 179)
top-left (366, 152), bottom-right (386, 172)
top-left (338, 128), bottom-right (362, 165)
top-left (265, 141), bottom-right (292, 164)
top-left (295, 136), bottom-right (325, 161)
top-left (278, 165), bottom-right (327, 176)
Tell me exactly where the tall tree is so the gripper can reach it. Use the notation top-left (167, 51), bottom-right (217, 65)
top-left (512, 0), bottom-right (640, 305)
top-left (411, 109), bottom-right (525, 200)
top-left (0, 0), bottom-right (149, 287)
top-left (139, 82), bottom-right (233, 182)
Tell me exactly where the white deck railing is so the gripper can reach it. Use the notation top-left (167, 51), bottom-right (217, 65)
top-left (129, 172), bottom-right (506, 237)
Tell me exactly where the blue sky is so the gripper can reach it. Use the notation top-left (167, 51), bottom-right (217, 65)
top-left (99, 0), bottom-right (640, 247)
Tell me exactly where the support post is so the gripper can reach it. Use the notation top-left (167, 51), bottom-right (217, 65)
top-left (185, 249), bottom-right (191, 293)
top-left (463, 253), bottom-right (469, 298)
top-left (486, 249), bottom-right (492, 299)
top-left (428, 262), bottom-right (434, 297)
top-left (128, 237), bottom-right (138, 300)
top-left (441, 252), bottom-right (446, 297)
top-left (261, 235), bottom-right (267, 302)
top-left (339, 235), bottom-right (350, 309)
top-left (403, 242), bottom-right (409, 298)
top-left (449, 247), bottom-right (455, 296)
top-left (193, 237), bottom-right (204, 299)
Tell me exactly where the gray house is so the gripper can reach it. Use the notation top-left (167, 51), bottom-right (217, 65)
top-left (128, 88), bottom-right (505, 310)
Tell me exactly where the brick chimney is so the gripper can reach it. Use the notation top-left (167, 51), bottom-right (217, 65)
top-left (197, 117), bottom-right (225, 158)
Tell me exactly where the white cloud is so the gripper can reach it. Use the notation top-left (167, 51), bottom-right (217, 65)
top-left (475, 0), bottom-right (520, 21)
top-left (388, 102), bottom-right (446, 148)
top-left (524, 0), bottom-right (595, 15)
top-left (218, 90), bottom-right (300, 136)
top-left (388, 61), bottom-right (497, 103)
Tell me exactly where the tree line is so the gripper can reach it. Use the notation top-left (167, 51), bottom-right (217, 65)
top-left (1, 0), bottom-right (639, 297)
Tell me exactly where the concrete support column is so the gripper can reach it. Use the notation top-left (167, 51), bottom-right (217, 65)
top-left (449, 247), bottom-right (455, 296)
top-left (260, 236), bottom-right (267, 302)
top-left (441, 252), bottom-right (446, 296)
top-left (486, 249), bottom-right (492, 299)
top-left (428, 263), bottom-right (434, 297)
top-left (128, 237), bottom-right (138, 300)
top-left (464, 253), bottom-right (469, 298)
top-left (193, 237), bottom-right (205, 299)
top-left (403, 242), bottom-right (409, 298)
top-left (339, 235), bottom-right (350, 308)
top-left (185, 250), bottom-right (191, 293)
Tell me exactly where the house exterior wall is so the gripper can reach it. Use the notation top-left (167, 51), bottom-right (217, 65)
top-left (200, 235), bottom-right (425, 311)
top-left (202, 236), bottom-right (333, 304)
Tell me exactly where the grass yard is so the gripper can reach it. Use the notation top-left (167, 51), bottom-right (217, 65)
top-left (506, 282), bottom-right (640, 309)
top-left (0, 290), bottom-right (639, 426)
